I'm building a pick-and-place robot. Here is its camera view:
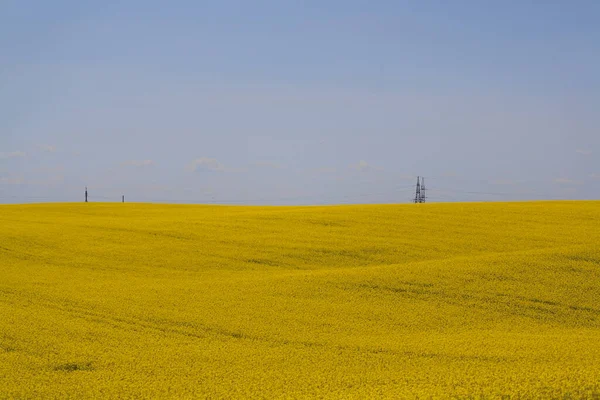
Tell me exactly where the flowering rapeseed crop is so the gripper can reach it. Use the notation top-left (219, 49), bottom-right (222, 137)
top-left (1, 201), bottom-right (599, 399)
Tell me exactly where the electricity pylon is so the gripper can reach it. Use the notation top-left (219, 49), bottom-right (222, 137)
top-left (414, 177), bottom-right (426, 203)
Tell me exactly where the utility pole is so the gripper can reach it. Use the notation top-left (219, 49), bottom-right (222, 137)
top-left (414, 176), bottom-right (421, 203)
top-left (85, 187), bottom-right (88, 203)
top-left (122, 195), bottom-right (124, 203)
top-left (420, 177), bottom-right (426, 203)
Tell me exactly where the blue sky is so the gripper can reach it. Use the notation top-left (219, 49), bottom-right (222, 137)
top-left (1, 0), bottom-right (599, 204)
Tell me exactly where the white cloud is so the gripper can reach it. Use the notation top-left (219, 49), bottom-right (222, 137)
top-left (0, 176), bottom-right (24, 185)
top-left (0, 151), bottom-right (26, 160)
top-left (351, 160), bottom-right (370, 171)
top-left (33, 165), bottom-right (65, 173)
top-left (576, 149), bottom-right (592, 156)
top-left (357, 160), bottom-right (369, 170)
top-left (28, 175), bottom-right (64, 186)
top-left (0, 172), bottom-right (65, 187)
top-left (554, 178), bottom-right (583, 185)
top-left (121, 160), bottom-right (155, 167)
top-left (351, 160), bottom-right (382, 172)
top-left (311, 167), bottom-right (336, 173)
top-left (397, 173), bottom-right (417, 181)
top-left (491, 179), bottom-right (516, 185)
top-left (187, 157), bottom-right (227, 172)
top-left (252, 161), bottom-right (282, 169)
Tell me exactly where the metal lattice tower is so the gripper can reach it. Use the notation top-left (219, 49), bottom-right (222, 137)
top-left (414, 176), bottom-right (421, 203)
top-left (414, 176), bottom-right (426, 203)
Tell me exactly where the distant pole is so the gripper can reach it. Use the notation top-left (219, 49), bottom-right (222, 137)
top-left (420, 177), bottom-right (426, 203)
top-left (85, 187), bottom-right (88, 203)
top-left (122, 195), bottom-right (124, 203)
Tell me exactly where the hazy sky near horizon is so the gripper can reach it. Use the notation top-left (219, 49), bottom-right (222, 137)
top-left (1, 1), bottom-right (599, 204)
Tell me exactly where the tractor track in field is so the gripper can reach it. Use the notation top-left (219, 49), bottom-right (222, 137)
top-left (0, 285), bottom-right (514, 363)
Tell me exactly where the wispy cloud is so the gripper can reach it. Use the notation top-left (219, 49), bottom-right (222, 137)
top-left (311, 167), bottom-right (336, 173)
top-left (350, 160), bottom-right (383, 172)
top-left (0, 172), bottom-right (65, 187)
top-left (33, 165), bottom-right (65, 173)
top-left (441, 171), bottom-right (458, 178)
top-left (398, 173), bottom-right (418, 181)
top-left (40, 144), bottom-right (57, 153)
top-left (576, 149), bottom-right (592, 156)
top-left (0, 176), bottom-right (24, 185)
top-left (589, 173), bottom-right (600, 180)
top-left (187, 157), bottom-right (227, 172)
top-left (0, 151), bottom-right (26, 160)
top-left (554, 177), bottom-right (583, 185)
top-left (121, 160), bottom-right (155, 167)
top-left (355, 160), bottom-right (369, 171)
top-left (252, 161), bottom-right (282, 169)
top-left (491, 179), bottom-right (516, 185)
top-left (28, 175), bottom-right (64, 186)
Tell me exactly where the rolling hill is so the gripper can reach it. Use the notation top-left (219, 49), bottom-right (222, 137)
top-left (1, 201), bottom-right (599, 398)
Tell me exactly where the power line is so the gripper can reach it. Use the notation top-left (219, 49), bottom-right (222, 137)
top-left (0, 179), bottom-right (583, 205)
top-left (428, 186), bottom-right (570, 199)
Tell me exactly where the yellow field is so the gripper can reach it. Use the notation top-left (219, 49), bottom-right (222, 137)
top-left (1, 201), bottom-right (600, 399)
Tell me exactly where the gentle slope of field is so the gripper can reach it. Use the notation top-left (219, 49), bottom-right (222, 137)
top-left (1, 201), bottom-right (600, 399)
